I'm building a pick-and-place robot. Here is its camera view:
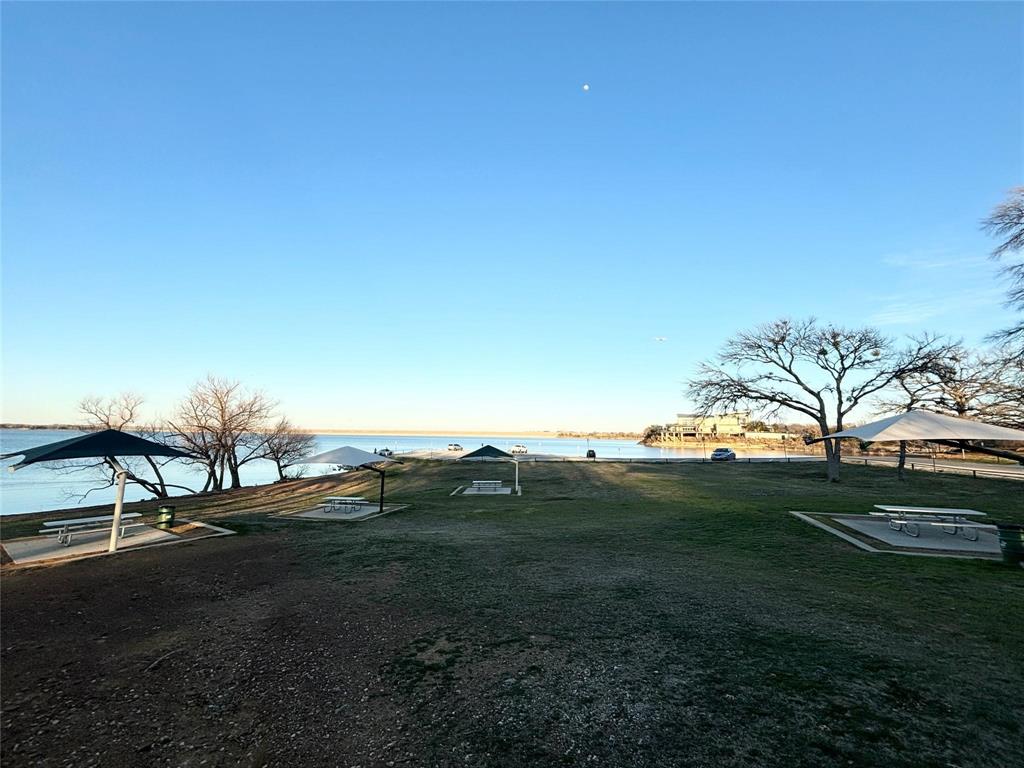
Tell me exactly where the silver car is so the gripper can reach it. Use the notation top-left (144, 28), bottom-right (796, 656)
top-left (710, 447), bottom-right (736, 462)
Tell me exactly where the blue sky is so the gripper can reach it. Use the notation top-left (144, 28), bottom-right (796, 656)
top-left (2, 2), bottom-right (1021, 431)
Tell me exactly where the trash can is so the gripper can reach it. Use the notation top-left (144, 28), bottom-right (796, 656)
top-left (586, 449), bottom-right (596, 459)
top-left (156, 505), bottom-right (176, 531)
top-left (995, 523), bottom-right (1024, 566)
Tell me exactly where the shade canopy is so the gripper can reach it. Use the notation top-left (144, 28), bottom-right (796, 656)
top-left (813, 410), bottom-right (1024, 444)
top-left (459, 445), bottom-right (514, 460)
top-left (1, 428), bottom-right (192, 554)
top-left (298, 445), bottom-right (397, 469)
top-left (298, 445), bottom-right (398, 515)
top-left (1, 429), bottom-right (191, 470)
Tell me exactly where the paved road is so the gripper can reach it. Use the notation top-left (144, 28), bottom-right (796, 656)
top-left (844, 455), bottom-right (1024, 479)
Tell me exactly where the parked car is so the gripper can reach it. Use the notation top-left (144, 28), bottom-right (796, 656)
top-left (376, 448), bottom-right (394, 457)
top-left (585, 449), bottom-right (597, 459)
top-left (710, 447), bottom-right (737, 462)
top-left (510, 444), bottom-right (528, 454)
top-left (447, 443), bottom-right (463, 451)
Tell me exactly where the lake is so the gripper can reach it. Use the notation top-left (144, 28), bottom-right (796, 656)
top-left (0, 429), bottom-right (795, 515)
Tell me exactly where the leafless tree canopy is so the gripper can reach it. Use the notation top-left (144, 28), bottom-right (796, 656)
top-left (982, 187), bottom-right (1024, 340)
top-left (686, 318), bottom-right (948, 482)
top-left (261, 418), bottom-right (317, 481)
top-left (45, 379), bottom-right (314, 501)
top-left (79, 393), bottom-right (144, 431)
top-left (166, 375), bottom-right (277, 492)
top-left (880, 344), bottom-right (1023, 428)
top-left (66, 394), bottom-right (195, 501)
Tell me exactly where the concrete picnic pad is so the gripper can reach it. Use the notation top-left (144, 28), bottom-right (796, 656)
top-left (286, 504), bottom-right (405, 522)
top-left (2, 525), bottom-right (178, 565)
top-left (827, 514), bottom-right (1001, 555)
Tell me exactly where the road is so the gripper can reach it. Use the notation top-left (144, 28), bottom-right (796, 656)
top-left (843, 454), bottom-right (1024, 480)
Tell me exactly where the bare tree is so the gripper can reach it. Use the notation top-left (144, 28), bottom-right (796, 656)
top-left (167, 388), bottom-right (225, 492)
top-left (986, 342), bottom-right (1024, 430)
top-left (261, 419), bottom-right (317, 481)
top-left (881, 344), bottom-right (1024, 465)
top-left (64, 393), bottom-right (195, 500)
top-left (166, 376), bottom-right (276, 491)
top-left (687, 318), bottom-right (947, 482)
top-left (982, 187), bottom-right (1024, 341)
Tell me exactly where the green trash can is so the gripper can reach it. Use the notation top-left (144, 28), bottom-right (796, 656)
top-left (156, 505), bottom-right (176, 531)
top-left (995, 523), bottom-right (1024, 566)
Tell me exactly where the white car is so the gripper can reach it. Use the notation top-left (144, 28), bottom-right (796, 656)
top-left (510, 444), bottom-right (528, 454)
top-left (447, 443), bottom-right (463, 451)
top-left (376, 448), bottom-right (394, 457)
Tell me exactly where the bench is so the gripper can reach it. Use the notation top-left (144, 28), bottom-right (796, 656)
top-left (40, 513), bottom-right (145, 547)
top-left (321, 496), bottom-right (368, 513)
top-left (871, 505), bottom-right (991, 542)
top-left (471, 480), bottom-right (504, 494)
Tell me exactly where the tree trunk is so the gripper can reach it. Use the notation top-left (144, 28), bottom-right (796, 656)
top-left (897, 440), bottom-right (907, 481)
top-left (818, 420), bottom-right (841, 482)
top-left (825, 444), bottom-right (841, 482)
top-left (227, 452), bottom-right (242, 489)
top-left (144, 456), bottom-right (169, 497)
top-left (275, 461), bottom-right (286, 482)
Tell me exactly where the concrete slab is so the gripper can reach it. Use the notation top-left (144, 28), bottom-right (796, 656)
top-left (832, 514), bottom-right (1000, 555)
top-left (285, 504), bottom-right (405, 522)
top-left (791, 512), bottom-right (1002, 559)
top-left (2, 525), bottom-right (179, 565)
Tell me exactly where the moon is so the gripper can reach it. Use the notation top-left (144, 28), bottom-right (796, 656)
top-left (582, 83), bottom-right (590, 92)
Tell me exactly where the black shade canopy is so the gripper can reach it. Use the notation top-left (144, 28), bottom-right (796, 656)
top-left (459, 445), bottom-right (514, 460)
top-left (1, 429), bottom-right (191, 470)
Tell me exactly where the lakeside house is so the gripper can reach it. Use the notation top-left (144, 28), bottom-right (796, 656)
top-left (663, 412), bottom-right (752, 439)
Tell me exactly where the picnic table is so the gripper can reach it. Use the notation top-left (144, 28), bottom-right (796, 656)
top-left (40, 513), bottom-right (144, 547)
top-left (321, 496), bottom-right (368, 513)
top-left (471, 480), bottom-right (504, 494)
top-left (871, 505), bottom-right (991, 542)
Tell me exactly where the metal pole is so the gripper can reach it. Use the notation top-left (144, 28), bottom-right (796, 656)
top-left (108, 458), bottom-right (128, 553)
top-left (379, 469), bottom-right (385, 514)
top-left (514, 460), bottom-right (520, 492)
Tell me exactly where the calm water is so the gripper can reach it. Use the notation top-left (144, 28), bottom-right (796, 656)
top-left (0, 429), bottom-right (796, 515)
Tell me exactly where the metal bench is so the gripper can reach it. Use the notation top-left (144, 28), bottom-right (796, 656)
top-left (40, 513), bottom-right (145, 547)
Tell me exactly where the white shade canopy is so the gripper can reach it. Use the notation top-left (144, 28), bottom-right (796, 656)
top-left (816, 410), bottom-right (1024, 443)
top-left (299, 446), bottom-right (397, 468)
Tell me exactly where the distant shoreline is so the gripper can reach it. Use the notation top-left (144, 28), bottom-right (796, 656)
top-left (0, 424), bottom-right (642, 440)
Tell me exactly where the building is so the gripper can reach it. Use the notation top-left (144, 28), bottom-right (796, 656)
top-left (663, 411), bottom-right (751, 439)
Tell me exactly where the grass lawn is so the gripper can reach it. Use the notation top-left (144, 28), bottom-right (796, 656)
top-left (2, 460), bottom-right (1023, 767)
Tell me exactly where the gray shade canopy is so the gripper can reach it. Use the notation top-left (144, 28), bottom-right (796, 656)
top-left (812, 410), bottom-right (1024, 443)
top-left (1, 429), bottom-right (191, 470)
top-left (298, 445), bottom-right (398, 468)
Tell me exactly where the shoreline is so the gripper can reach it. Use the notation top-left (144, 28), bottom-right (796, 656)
top-left (0, 424), bottom-right (642, 439)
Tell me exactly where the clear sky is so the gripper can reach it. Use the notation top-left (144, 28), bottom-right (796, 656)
top-left (2, 2), bottom-right (1021, 431)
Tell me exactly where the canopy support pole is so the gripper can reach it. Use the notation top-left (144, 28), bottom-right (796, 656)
top-left (365, 466), bottom-right (386, 513)
top-left (108, 457), bottom-right (128, 553)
